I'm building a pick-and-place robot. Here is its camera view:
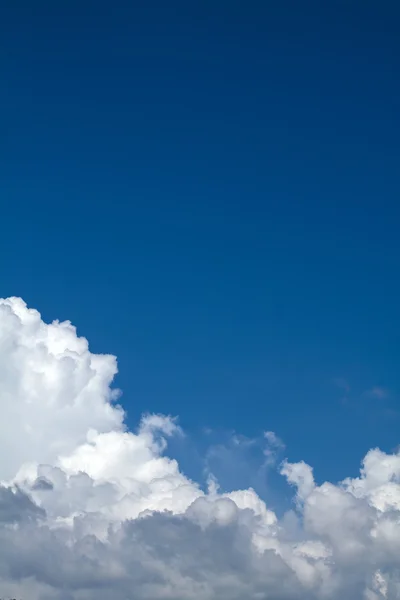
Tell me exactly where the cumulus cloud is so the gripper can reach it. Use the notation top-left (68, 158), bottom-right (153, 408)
top-left (0, 297), bottom-right (399, 598)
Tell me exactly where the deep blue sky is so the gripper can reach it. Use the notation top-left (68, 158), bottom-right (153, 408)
top-left (2, 2), bottom-right (400, 488)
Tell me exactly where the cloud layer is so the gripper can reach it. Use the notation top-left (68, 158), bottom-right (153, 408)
top-left (0, 297), bottom-right (399, 599)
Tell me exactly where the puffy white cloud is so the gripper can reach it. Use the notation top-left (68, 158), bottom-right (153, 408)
top-left (281, 460), bottom-right (315, 503)
top-left (0, 297), bottom-right (400, 598)
top-left (0, 297), bottom-right (122, 483)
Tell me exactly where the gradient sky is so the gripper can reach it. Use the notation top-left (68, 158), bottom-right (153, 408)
top-left (2, 1), bottom-right (400, 492)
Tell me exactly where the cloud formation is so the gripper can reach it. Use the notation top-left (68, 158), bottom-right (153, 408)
top-left (0, 297), bottom-right (399, 599)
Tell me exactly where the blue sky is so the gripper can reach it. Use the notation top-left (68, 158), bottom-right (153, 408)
top-left (2, 1), bottom-right (400, 492)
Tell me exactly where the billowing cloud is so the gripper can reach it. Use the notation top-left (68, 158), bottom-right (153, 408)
top-left (0, 297), bottom-right (399, 598)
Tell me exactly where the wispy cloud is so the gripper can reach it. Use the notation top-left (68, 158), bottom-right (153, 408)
top-left (333, 377), bottom-right (350, 394)
top-left (365, 386), bottom-right (389, 400)
top-left (333, 377), bottom-right (350, 403)
top-left (264, 430), bottom-right (285, 466)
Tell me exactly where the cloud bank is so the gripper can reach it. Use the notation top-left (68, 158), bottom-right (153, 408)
top-left (0, 297), bottom-right (399, 599)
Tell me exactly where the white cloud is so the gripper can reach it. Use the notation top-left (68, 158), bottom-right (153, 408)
top-left (281, 460), bottom-right (315, 503)
top-left (264, 430), bottom-right (285, 466)
top-left (0, 297), bottom-right (400, 598)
